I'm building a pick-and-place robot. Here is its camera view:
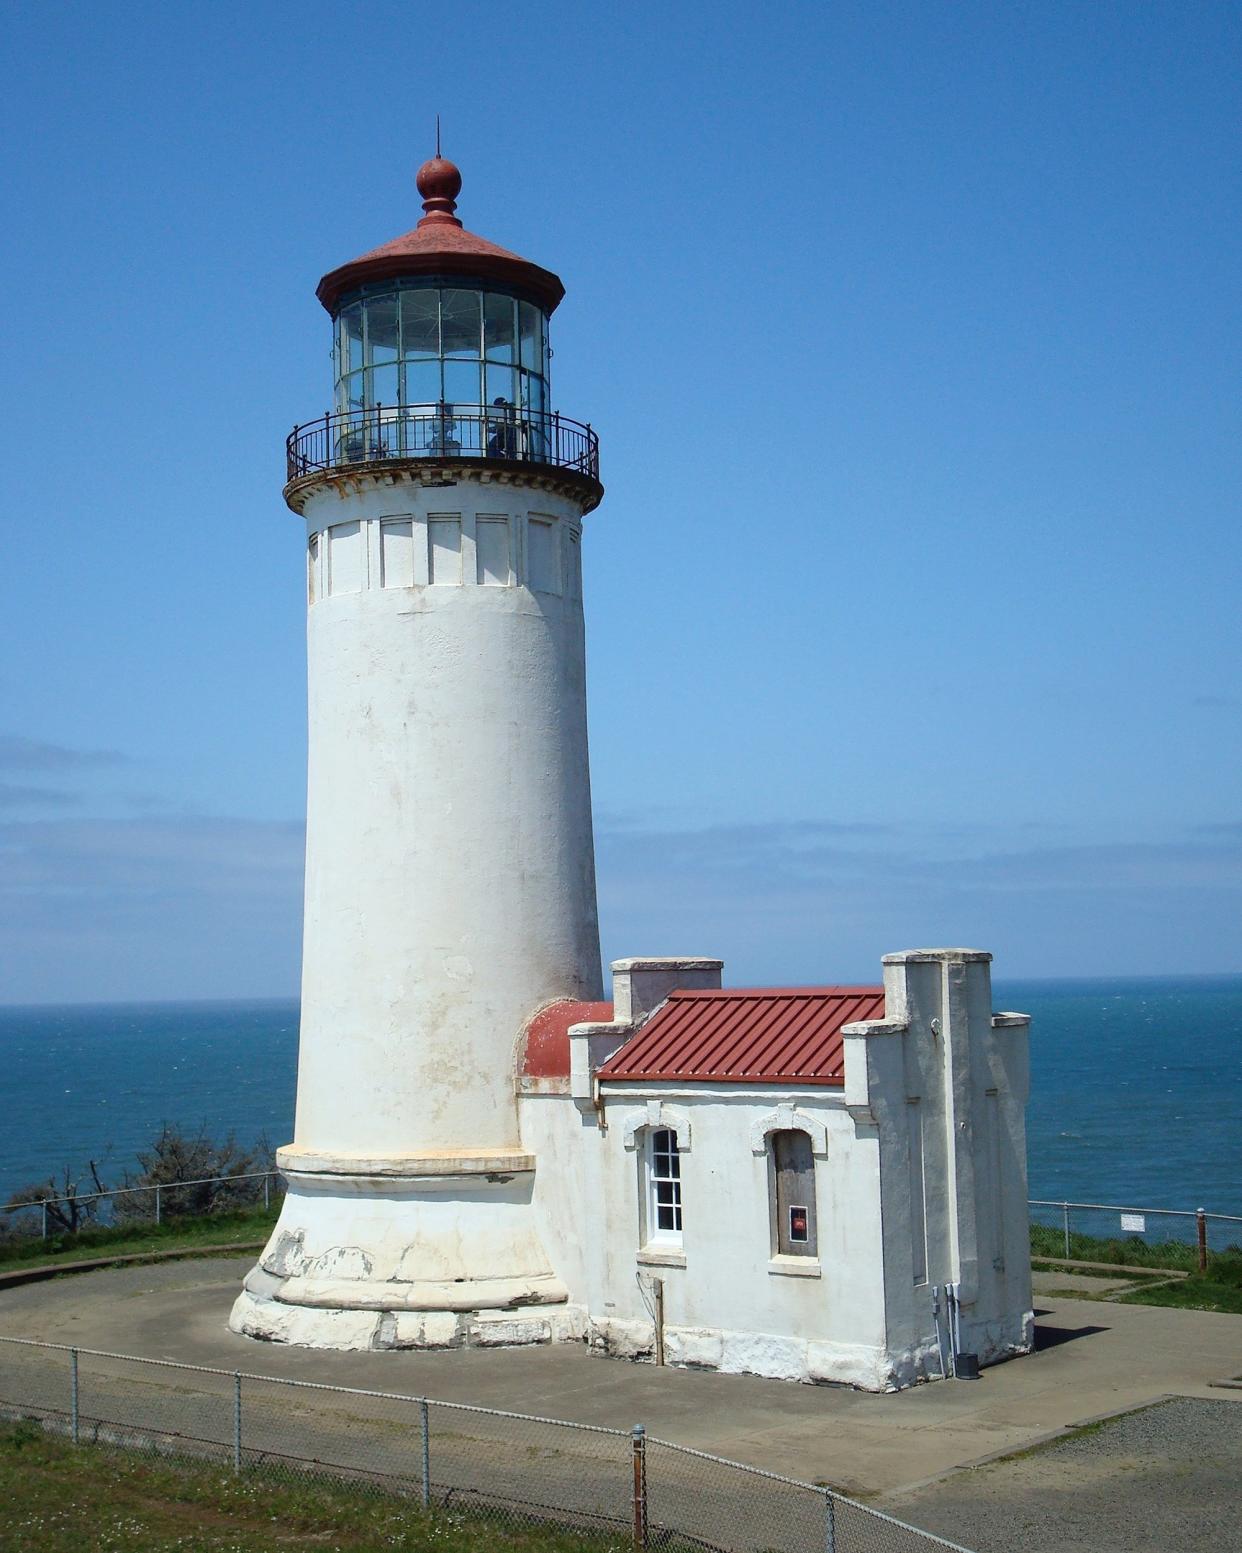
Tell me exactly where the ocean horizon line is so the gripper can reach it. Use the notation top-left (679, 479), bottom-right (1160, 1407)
top-left (3, 967), bottom-right (1242, 1014)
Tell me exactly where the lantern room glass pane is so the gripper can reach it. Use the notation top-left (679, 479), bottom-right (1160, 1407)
top-left (342, 304), bottom-right (364, 376)
top-left (367, 364), bottom-right (398, 408)
top-left (441, 289), bottom-right (482, 357)
top-left (442, 359), bottom-right (479, 409)
top-left (484, 293), bottom-right (516, 363)
top-left (486, 363), bottom-right (516, 407)
top-left (400, 290), bottom-right (439, 356)
top-left (519, 302), bottom-right (541, 370)
top-left (365, 294), bottom-right (399, 367)
top-left (404, 358), bottom-right (440, 408)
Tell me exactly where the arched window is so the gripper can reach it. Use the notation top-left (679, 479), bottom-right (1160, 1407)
top-left (771, 1129), bottom-right (816, 1257)
top-left (645, 1127), bottom-right (683, 1247)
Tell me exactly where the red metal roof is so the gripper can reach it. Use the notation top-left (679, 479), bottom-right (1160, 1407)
top-left (521, 1000), bottom-right (614, 1079)
top-left (597, 987), bottom-right (886, 1086)
top-left (317, 155), bottom-right (565, 316)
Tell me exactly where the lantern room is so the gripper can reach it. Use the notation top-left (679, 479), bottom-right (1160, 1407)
top-left (286, 152), bottom-right (597, 491)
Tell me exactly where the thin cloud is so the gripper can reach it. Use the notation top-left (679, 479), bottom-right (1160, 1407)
top-left (0, 783), bottom-right (78, 810)
top-left (0, 734), bottom-right (128, 772)
top-left (0, 815), bottom-right (305, 1002)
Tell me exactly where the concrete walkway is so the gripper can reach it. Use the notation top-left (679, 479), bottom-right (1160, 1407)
top-left (1, 1254), bottom-right (1238, 1499)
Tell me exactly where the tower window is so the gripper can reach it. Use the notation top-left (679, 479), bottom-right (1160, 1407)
top-left (645, 1128), bottom-right (683, 1246)
top-left (428, 517), bottom-right (461, 585)
top-left (771, 1129), bottom-right (817, 1258)
top-left (476, 517), bottom-right (511, 586)
top-left (380, 520), bottom-right (415, 589)
top-left (327, 521), bottom-right (363, 595)
top-left (527, 518), bottom-right (560, 595)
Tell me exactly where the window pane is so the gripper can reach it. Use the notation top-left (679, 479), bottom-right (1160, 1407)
top-left (483, 293), bottom-right (516, 363)
top-left (400, 289), bottom-right (439, 356)
top-left (343, 371), bottom-right (365, 411)
top-left (442, 359), bottom-right (480, 410)
top-left (519, 302), bottom-right (542, 370)
top-left (441, 289), bottom-right (482, 357)
top-left (342, 304), bottom-right (364, 375)
top-left (404, 358), bottom-right (441, 409)
top-left (486, 363), bottom-right (516, 408)
top-left (365, 294), bottom-right (399, 368)
top-left (367, 364), bottom-right (398, 408)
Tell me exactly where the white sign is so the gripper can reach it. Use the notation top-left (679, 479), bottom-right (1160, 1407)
top-left (1120, 1213), bottom-right (1146, 1233)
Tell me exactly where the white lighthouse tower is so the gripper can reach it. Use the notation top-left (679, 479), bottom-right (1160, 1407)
top-left (231, 152), bottom-right (605, 1348)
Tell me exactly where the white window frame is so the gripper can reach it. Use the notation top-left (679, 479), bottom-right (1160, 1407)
top-left (644, 1127), bottom-right (683, 1248)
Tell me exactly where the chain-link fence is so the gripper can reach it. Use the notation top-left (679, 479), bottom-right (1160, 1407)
top-left (1029, 1198), bottom-right (1242, 1265)
top-left (3, 1168), bottom-right (281, 1240)
top-left (0, 1334), bottom-right (973, 1553)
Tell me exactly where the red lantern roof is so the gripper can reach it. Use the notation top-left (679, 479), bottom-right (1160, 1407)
top-left (316, 153), bottom-right (566, 316)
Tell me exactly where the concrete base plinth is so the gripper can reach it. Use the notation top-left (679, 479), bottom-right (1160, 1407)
top-left (230, 1150), bottom-right (578, 1351)
top-left (229, 1288), bottom-right (588, 1351)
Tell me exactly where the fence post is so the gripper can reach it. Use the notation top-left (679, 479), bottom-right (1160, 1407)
top-left (1197, 1208), bottom-right (1208, 1273)
top-left (419, 1398), bottom-right (431, 1508)
top-left (70, 1349), bottom-right (79, 1445)
top-left (823, 1488), bottom-right (836, 1553)
top-left (631, 1425), bottom-right (647, 1552)
top-left (155, 1185), bottom-right (161, 1226)
top-left (264, 1174), bottom-right (270, 1211)
top-left (41, 1202), bottom-right (47, 1240)
top-left (233, 1373), bottom-right (242, 1474)
top-left (1062, 1202), bottom-right (1071, 1258)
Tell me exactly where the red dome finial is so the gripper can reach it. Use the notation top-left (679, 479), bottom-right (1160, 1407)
top-left (416, 143), bottom-right (463, 228)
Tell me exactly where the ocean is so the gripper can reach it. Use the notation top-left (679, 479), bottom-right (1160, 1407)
top-left (1, 977), bottom-right (1239, 1221)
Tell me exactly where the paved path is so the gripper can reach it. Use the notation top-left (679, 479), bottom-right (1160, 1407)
top-left (1, 1254), bottom-right (1238, 1502)
top-left (884, 1396), bottom-right (1242, 1553)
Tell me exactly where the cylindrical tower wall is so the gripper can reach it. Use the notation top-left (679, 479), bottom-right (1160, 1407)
top-left (293, 472), bottom-right (601, 1156)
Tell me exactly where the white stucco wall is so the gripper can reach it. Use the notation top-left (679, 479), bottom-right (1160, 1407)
top-left (521, 1081), bottom-right (895, 1387)
top-left (295, 474), bottom-right (601, 1157)
top-left (519, 949), bottom-right (1032, 1390)
top-left (232, 467), bottom-right (603, 1346)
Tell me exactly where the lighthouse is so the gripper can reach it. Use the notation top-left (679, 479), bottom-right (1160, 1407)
top-left (231, 152), bottom-right (605, 1348)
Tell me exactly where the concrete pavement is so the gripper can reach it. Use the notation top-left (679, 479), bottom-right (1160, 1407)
top-left (1, 1254), bottom-right (1238, 1499)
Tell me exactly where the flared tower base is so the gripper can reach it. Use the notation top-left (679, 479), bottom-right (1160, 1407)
top-left (228, 1149), bottom-right (582, 1351)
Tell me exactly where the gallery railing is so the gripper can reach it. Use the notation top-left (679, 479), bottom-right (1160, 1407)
top-left (286, 405), bottom-right (599, 484)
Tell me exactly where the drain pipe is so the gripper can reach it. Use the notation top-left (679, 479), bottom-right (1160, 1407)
top-left (930, 1285), bottom-right (949, 1380)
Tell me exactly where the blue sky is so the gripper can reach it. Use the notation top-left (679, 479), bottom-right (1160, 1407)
top-left (1, 0), bottom-right (1239, 1001)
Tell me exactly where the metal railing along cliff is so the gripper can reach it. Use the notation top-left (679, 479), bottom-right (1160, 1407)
top-left (0, 1334), bottom-right (975, 1553)
top-left (7, 1170), bottom-right (1242, 1272)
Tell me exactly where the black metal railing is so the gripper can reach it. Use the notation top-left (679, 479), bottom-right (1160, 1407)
top-left (286, 405), bottom-right (599, 484)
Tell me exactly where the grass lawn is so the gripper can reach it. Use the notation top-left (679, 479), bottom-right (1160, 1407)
top-left (0, 1422), bottom-right (628, 1553)
top-left (1030, 1223), bottom-right (1242, 1313)
top-left (0, 1205), bottom-right (280, 1275)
